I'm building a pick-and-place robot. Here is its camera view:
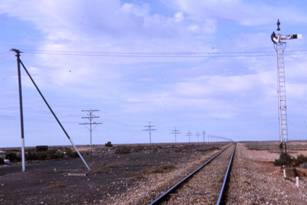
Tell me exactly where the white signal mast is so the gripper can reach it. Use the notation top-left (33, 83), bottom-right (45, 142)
top-left (271, 19), bottom-right (302, 154)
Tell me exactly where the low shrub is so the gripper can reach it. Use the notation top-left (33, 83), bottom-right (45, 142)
top-left (64, 148), bottom-right (78, 158)
top-left (46, 149), bottom-right (64, 159)
top-left (105, 141), bottom-right (113, 147)
top-left (274, 152), bottom-right (293, 166)
top-left (54, 150), bottom-right (65, 159)
top-left (26, 151), bottom-right (37, 160)
top-left (27, 151), bottom-right (47, 160)
top-left (115, 146), bottom-right (131, 154)
top-left (6, 152), bottom-right (20, 162)
top-left (36, 152), bottom-right (48, 160)
top-left (36, 146), bottom-right (49, 152)
top-left (293, 154), bottom-right (307, 167)
top-left (28, 149), bottom-right (66, 161)
top-left (132, 146), bottom-right (144, 152)
top-left (6, 148), bottom-right (78, 162)
top-left (274, 153), bottom-right (307, 167)
top-left (46, 149), bottom-right (56, 159)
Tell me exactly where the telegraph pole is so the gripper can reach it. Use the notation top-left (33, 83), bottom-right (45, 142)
top-left (202, 131), bottom-right (206, 143)
top-left (143, 121), bottom-right (156, 144)
top-left (186, 131), bottom-right (192, 143)
top-left (271, 19), bottom-right (302, 154)
top-left (196, 132), bottom-right (200, 143)
top-left (171, 127), bottom-right (180, 143)
top-left (11, 49), bottom-right (91, 171)
top-left (11, 49), bottom-right (26, 172)
top-left (79, 110), bottom-right (102, 154)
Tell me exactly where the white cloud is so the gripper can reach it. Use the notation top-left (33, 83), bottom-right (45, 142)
top-left (119, 69), bottom-right (279, 120)
top-left (163, 0), bottom-right (307, 26)
top-left (187, 19), bottom-right (216, 33)
top-left (174, 11), bottom-right (184, 22)
top-left (1, 0), bottom-right (307, 144)
top-left (0, 0), bottom-right (219, 90)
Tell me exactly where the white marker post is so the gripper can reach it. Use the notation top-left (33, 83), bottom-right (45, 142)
top-left (296, 176), bottom-right (299, 188)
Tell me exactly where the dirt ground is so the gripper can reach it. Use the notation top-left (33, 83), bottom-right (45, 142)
top-left (227, 142), bottom-right (307, 205)
top-left (3, 141), bottom-right (307, 205)
top-left (0, 143), bottom-right (222, 205)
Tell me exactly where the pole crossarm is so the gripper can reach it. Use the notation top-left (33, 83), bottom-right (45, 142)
top-left (82, 116), bottom-right (100, 119)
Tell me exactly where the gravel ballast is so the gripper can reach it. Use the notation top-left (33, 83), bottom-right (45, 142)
top-left (226, 143), bottom-right (307, 205)
top-left (160, 145), bottom-right (235, 205)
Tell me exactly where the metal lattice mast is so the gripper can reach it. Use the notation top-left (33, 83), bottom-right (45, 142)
top-left (271, 19), bottom-right (302, 154)
top-left (275, 41), bottom-right (288, 152)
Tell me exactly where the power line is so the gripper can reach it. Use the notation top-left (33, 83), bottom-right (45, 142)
top-left (202, 131), bottom-right (206, 143)
top-left (13, 48), bottom-right (307, 58)
top-left (195, 132), bottom-right (200, 143)
top-left (209, 135), bottom-right (232, 142)
top-left (171, 127), bottom-right (180, 143)
top-left (186, 131), bottom-right (192, 143)
top-left (143, 121), bottom-right (156, 144)
top-left (79, 109), bottom-right (102, 155)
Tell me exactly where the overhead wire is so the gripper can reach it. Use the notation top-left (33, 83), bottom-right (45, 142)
top-left (18, 48), bottom-right (307, 58)
top-left (1, 48), bottom-right (307, 58)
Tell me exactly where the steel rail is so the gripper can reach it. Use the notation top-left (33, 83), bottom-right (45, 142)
top-left (216, 144), bottom-right (237, 205)
top-left (148, 144), bottom-right (234, 205)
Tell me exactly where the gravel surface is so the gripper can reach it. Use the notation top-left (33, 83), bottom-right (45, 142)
top-left (159, 145), bottom-right (235, 205)
top-left (0, 143), bottom-right (222, 205)
top-left (10, 142), bottom-right (307, 204)
top-left (226, 143), bottom-right (307, 205)
top-left (107, 146), bottom-right (222, 205)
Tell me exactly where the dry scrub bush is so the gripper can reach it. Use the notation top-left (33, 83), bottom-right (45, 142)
top-left (115, 146), bottom-right (131, 154)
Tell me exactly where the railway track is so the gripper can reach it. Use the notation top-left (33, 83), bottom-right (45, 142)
top-left (148, 143), bottom-right (236, 205)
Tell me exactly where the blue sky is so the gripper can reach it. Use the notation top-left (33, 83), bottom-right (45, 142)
top-left (1, 0), bottom-right (307, 147)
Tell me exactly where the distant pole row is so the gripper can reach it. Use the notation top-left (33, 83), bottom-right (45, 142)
top-left (143, 123), bottom-right (210, 144)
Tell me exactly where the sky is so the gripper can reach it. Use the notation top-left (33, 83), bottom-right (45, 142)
top-left (1, 0), bottom-right (307, 147)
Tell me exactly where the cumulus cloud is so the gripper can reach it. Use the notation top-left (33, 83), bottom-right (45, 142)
top-left (174, 11), bottom-right (184, 22)
top-left (1, 0), bottom-right (307, 144)
top-left (0, 0), bottom-right (222, 99)
top-left (163, 0), bottom-right (307, 26)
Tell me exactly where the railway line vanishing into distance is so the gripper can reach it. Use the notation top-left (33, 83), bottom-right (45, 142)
top-left (148, 143), bottom-right (236, 205)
